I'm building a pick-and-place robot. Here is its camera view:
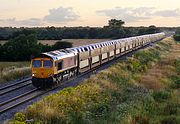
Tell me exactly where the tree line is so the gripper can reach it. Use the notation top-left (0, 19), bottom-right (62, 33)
top-left (173, 28), bottom-right (180, 41)
top-left (0, 19), bottom-right (161, 40)
top-left (0, 30), bottom-right (72, 61)
top-left (0, 19), bottom-right (161, 61)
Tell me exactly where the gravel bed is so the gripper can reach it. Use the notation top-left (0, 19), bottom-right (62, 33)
top-left (0, 82), bottom-right (35, 103)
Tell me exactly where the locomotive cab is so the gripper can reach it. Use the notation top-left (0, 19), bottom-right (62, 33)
top-left (31, 57), bottom-right (54, 88)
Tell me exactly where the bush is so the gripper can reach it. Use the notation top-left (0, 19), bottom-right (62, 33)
top-left (170, 75), bottom-right (180, 89)
top-left (52, 41), bottom-right (72, 50)
top-left (127, 58), bottom-right (148, 72)
top-left (163, 103), bottom-right (179, 115)
top-left (25, 83), bottom-right (109, 123)
top-left (132, 114), bottom-right (150, 124)
top-left (13, 112), bottom-right (26, 123)
top-left (1, 67), bottom-right (30, 82)
top-left (161, 116), bottom-right (179, 124)
top-left (134, 50), bottom-right (160, 65)
top-left (173, 34), bottom-right (180, 41)
top-left (0, 62), bottom-right (30, 83)
top-left (175, 59), bottom-right (180, 74)
top-left (152, 90), bottom-right (171, 102)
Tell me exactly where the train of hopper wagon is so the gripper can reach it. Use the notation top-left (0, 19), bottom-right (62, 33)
top-left (31, 32), bottom-right (165, 89)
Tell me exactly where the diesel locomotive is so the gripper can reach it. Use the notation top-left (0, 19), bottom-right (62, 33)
top-left (31, 33), bottom-right (165, 89)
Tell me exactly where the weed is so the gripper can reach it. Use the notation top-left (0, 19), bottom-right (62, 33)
top-left (0, 62), bottom-right (30, 83)
top-left (161, 116), bottom-right (179, 124)
top-left (13, 112), bottom-right (26, 124)
top-left (163, 102), bottom-right (179, 115)
top-left (152, 90), bottom-right (171, 102)
top-left (169, 75), bottom-right (180, 89)
top-left (175, 59), bottom-right (180, 74)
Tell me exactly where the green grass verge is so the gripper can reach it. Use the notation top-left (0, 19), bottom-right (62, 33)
top-left (0, 61), bottom-right (30, 83)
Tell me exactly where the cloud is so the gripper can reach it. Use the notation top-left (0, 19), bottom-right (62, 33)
top-left (20, 18), bottom-right (44, 26)
top-left (0, 6), bottom-right (80, 27)
top-left (97, 7), bottom-right (154, 22)
top-left (154, 9), bottom-right (180, 17)
top-left (97, 7), bottom-right (180, 23)
top-left (0, 18), bottom-right (44, 27)
top-left (43, 7), bottom-right (80, 23)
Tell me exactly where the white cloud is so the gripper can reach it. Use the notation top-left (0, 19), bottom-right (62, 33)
top-left (0, 6), bottom-right (80, 27)
top-left (97, 7), bottom-right (180, 23)
top-left (43, 7), bottom-right (80, 23)
top-left (97, 7), bottom-right (153, 22)
top-left (154, 9), bottom-right (180, 17)
top-left (0, 18), bottom-right (44, 27)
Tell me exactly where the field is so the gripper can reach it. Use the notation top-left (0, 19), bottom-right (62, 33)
top-left (1, 39), bottom-right (110, 47)
top-left (39, 39), bottom-right (110, 47)
top-left (0, 62), bottom-right (30, 83)
top-left (10, 37), bottom-right (180, 124)
top-left (0, 40), bottom-right (7, 45)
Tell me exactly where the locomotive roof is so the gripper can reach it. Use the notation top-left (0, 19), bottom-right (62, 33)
top-left (40, 32), bottom-right (165, 61)
top-left (41, 49), bottom-right (76, 61)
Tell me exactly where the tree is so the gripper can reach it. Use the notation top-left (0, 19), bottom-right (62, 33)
top-left (175, 27), bottom-right (180, 34)
top-left (12, 29), bottom-right (36, 38)
top-left (173, 27), bottom-right (180, 41)
top-left (1, 34), bottom-right (41, 61)
top-left (52, 41), bottom-right (72, 50)
top-left (146, 25), bottom-right (160, 34)
top-left (108, 19), bottom-right (125, 28)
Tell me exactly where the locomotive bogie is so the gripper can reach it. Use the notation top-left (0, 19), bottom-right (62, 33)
top-left (32, 77), bottom-right (54, 89)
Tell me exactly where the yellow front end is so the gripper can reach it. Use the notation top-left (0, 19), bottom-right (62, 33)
top-left (31, 58), bottom-right (54, 88)
top-left (31, 58), bottom-right (54, 78)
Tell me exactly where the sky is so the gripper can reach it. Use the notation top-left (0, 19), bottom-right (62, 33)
top-left (0, 0), bottom-right (180, 27)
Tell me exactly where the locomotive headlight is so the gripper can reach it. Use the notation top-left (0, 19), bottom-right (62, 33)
top-left (32, 73), bottom-right (35, 76)
top-left (49, 74), bottom-right (52, 77)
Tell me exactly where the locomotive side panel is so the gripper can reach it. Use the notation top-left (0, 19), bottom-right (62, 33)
top-left (121, 41), bottom-right (126, 52)
top-left (92, 56), bottom-right (100, 64)
top-left (79, 51), bottom-right (90, 60)
top-left (91, 48), bottom-right (101, 57)
top-left (80, 59), bottom-right (89, 69)
top-left (62, 57), bottom-right (76, 69)
top-left (116, 43), bottom-right (121, 55)
top-left (78, 51), bottom-right (90, 72)
top-left (101, 46), bottom-right (109, 53)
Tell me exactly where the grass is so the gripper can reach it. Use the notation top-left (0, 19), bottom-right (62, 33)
top-left (10, 37), bottom-right (180, 124)
top-left (0, 62), bottom-right (30, 83)
top-left (0, 40), bottom-right (8, 45)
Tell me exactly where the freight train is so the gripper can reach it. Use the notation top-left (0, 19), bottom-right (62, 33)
top-left (31, 33), bottom-right (165, 89)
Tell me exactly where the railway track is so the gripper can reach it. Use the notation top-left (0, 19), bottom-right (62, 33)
top-left (0, 78), bottom-right (32, 96)
top-left (0, 39), bottom-right (164, 117)
top-left (0, 69), bottom-right (93, 114)
top-left (0, 89), bottom-right (38, 114)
